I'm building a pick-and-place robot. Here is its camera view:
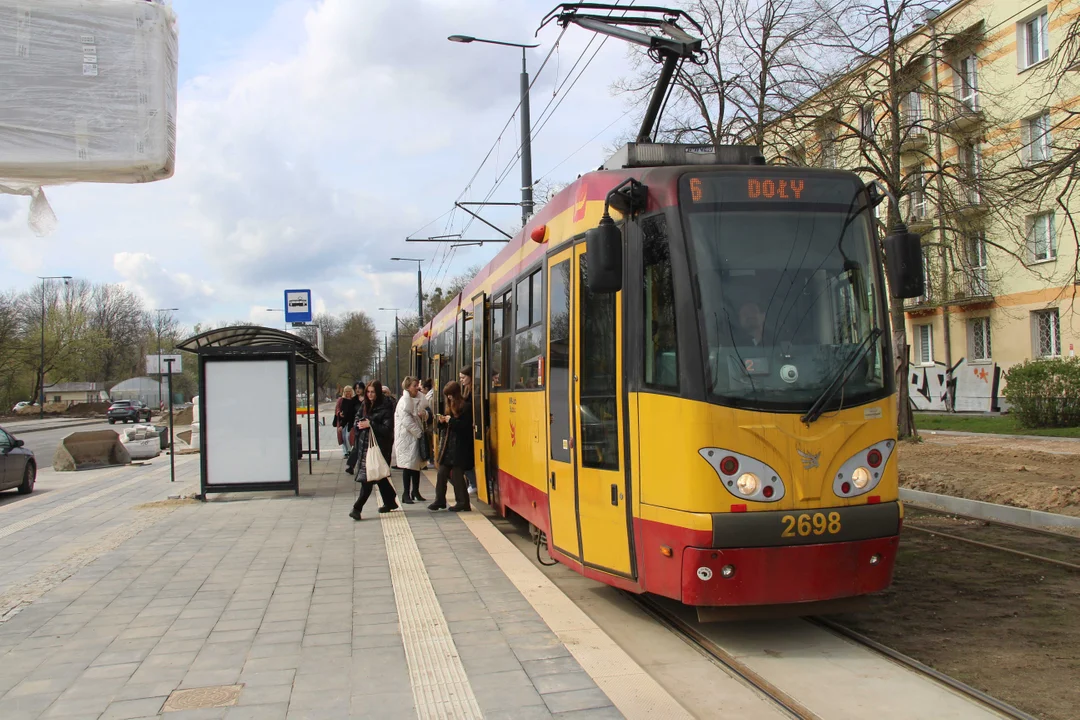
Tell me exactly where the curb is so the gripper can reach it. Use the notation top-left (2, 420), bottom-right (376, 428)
top-left (5, 419), bottom-right (108, 435)
top-left (900, 487), bottom-right (1080, 530)
top-left (922, 429), bottom-right (1080, 442)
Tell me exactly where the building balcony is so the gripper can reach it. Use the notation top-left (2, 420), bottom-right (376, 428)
top-left (901, 130), bottom-right (930, 154)
top-left (952, 273), bottom-right (992, 305)
top-left (904, 293), bottom-right (936, 311)
top-left (941, 96), bottom-right (984, 132)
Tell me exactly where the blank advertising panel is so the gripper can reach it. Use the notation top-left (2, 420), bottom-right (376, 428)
top-left (205, 359), bottom-right (292, 485)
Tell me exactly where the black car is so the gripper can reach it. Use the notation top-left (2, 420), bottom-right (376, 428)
top-left (107, 400), bottom-right (153, 424)
top-left (0, 426), bottom-right (35, 495)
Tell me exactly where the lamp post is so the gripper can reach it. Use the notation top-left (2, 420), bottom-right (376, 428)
top-left (390, 257), bottom-right (425, 328)
top-left (265, 308), bottom-right (286, 330)
top-left (448, 34), bottom-right (540, 226)
top-left (380, 308), bottom-right (402, 394)
top-left (154, 308), bottom-right (179, 413)
top-left (38, 275), bottom-right (72, 419)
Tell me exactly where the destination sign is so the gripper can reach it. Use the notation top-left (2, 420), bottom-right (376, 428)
top-left (684, 173), bottom-right (862, 205)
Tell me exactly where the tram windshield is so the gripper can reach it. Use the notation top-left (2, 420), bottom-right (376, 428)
top-left (680, 172), bottom-right (890, 413)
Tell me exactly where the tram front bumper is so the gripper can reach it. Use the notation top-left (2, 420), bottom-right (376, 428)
top-left (682, 502), bottom-right (902, 606)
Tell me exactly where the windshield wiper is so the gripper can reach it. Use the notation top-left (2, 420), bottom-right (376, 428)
top-left (801, 328), bottom-right (883, 425)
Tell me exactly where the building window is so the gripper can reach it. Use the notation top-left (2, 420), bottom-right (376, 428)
top-left (860, 105), bottom-right (875, 138)
top-left (820, 124), bottom-right (838, 168)
top-left (955, 54), bottom-right (979, 109)
top-left (1020, 11), bottom-right (1049, 69)
top-left (909, 169), bottom-right (926, 220)
top-left (960, 142), bottom-right (981, 204)
top-left (969, 317), bottom-right (992, 361)
top-left (902, 91), bottom-right (922, 126)
top-left (1028, 211), bottom-right (1056, 262)
top-left (1035, 309), bottom-right (1061, 357)
top-left (965, 233), bottom-right (989, 296)
top-left (513, 270), bottom-right (544, 389)
top-left (916, 324), bottom-right (933, 365)
top-left (1022, 111), bottom-right (1052, 164)
top-left (642, 215), bottom-right (678, 390)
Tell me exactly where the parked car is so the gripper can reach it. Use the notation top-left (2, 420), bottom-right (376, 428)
top-left (0, 426), bottom-right (35, 495)
top-left (107, 400), bottom-right (152, 424)
top-left (10, 401), bottom-right (30, 412)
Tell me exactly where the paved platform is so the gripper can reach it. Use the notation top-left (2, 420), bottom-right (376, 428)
top-left (0, 447), bottom-right (672, 719)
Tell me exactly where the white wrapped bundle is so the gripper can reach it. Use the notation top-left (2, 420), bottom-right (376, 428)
top-left (0, 0), bottom-right (178, 192)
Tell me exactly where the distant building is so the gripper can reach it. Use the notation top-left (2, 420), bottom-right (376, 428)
top-left (42, 382), bottom-right (109, 405)
top-left (109, 377), bottom-right (171, 408)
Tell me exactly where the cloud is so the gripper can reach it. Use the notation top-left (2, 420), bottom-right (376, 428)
top-left (113, 252), bottom-right (215, 311)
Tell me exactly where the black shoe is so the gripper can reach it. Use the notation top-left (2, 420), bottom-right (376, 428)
top-left (344, 466), bottom-right (354, 475)
top-left (413, 493), bottom-right (426, 502)
top-left (402, 497), bottom-right (414, 504)
top-left (349, 510), bottom-right (362, 521)
top-left (378, 505), bottom-right (396, 513)
top-left (448, 504), bottom-right (471, 512)
top-left (427, 502), bottom-right (446, 511)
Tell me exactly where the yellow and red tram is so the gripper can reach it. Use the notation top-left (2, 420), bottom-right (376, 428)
top-left (413, 142), bottom-right (923, 612)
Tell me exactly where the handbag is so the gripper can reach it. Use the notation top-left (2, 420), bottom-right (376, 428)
top-left (365, 432), bottom-right (392, 482)
top-left (336, 427), bottom-right (344, 445)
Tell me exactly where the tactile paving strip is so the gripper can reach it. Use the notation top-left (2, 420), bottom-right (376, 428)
top-left (381, 510), bottom-right (483, 719)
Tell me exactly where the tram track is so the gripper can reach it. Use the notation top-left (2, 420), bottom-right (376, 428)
top-left (630, 594), bottom-right (823, 720)
top-left (903, 503), bottom-right (1080, 572)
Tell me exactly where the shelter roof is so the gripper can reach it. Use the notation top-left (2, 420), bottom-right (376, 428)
top-left (177, 325), bottom-right (329, 365)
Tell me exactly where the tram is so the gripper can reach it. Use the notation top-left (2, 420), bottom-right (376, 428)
top-left (412, 4), bottom-right (924, 615)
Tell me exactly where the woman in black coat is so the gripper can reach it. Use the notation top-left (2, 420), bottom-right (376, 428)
top-left (347, 380), bottom-right (399, 519)
top-left (428, 380), bottom-right (473, 512)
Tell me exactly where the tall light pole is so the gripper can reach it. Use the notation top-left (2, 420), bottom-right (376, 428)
top-left (448, 34), bottom-right (540, 226)
top-left (380, 308), bottom-right (402, 394)
top-left (38, 275), bottom-right (72, 419)
top-left (154, 308), bottom-right (179, 412)
top-left (391, 257), bottom-right (425, 328)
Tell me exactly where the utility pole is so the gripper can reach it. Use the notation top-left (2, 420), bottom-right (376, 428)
top-left (37, 275), bottom-right (72, 418)
top-left (448, 35), bottom-right (539, 227)
top-left (379, 308), bottom-right (402, 394)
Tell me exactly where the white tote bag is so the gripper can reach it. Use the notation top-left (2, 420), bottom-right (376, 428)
top-left (365, 432), bottom-right (392, 482)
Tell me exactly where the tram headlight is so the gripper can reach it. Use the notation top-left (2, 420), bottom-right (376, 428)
top-left (736, 473), bottom-right (759, 496)
top-left (851, 467), bottom-right (872, 489)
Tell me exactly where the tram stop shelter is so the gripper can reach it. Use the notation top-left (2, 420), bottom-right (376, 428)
top-left (177, 325), bottom-right (329, 497)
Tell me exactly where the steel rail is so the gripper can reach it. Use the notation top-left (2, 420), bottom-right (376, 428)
top-left (904, 525), bottom-right (1080, 571)
top-left (905, 501), bottom-right (1080, 541)
top-left (631, 594), bottom-right (822, 720)
top-left (811, 618), bottom-right (1040, 720)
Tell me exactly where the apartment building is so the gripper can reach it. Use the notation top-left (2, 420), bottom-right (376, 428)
top-left (766, 0), bottom-right (1079, 412)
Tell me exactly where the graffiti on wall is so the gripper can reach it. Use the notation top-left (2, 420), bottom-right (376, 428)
top-left (909, 357), bottom-right (1004, 412)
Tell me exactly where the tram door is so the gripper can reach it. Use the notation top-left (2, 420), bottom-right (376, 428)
top-left (471, 293), bottom-right (494, 507)
top-left (546, 249), bottom-right (580, 559)
top-left (572, 242), bottom-right (631, 576)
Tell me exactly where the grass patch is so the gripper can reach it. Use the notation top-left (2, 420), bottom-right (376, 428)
top-left (915, 413), bottom-right (1080, 438)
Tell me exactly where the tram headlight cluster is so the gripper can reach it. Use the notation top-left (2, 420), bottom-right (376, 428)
top-left (699, 448), bottom-right (785, 503)
top-left (834, 441), bottom-right (895, 498)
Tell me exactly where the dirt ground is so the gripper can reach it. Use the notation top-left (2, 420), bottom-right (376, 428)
top-left (834, 516), bottom-right (1080, 720)
top-left (899, 434), bottom-right (1080, 517)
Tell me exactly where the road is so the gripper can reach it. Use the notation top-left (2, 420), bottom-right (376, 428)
top-left (2, 420), bottom-right (117, 467)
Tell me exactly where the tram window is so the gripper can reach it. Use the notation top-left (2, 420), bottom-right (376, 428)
top-left (549, 260), bottom-right (572, 463)
top-left (643, 215), bottom-right (678, 390)
top-left (514, 270), bottom-right (544, 389)
top-left (491, 289), bottom-right (512, 389)
top-left (579, 254), bottom-right (620, 471)
top-left (463, 314), bottom-right (473, 367)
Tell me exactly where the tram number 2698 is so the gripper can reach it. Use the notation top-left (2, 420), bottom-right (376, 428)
top-left (780, 512), bottom-right (841, 538)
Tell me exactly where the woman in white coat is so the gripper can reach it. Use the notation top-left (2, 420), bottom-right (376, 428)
top-left (392, 376), bottom-right (426, 503)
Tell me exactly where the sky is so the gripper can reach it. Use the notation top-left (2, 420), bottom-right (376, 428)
top-left (0, 0), bottom-right (641, 340)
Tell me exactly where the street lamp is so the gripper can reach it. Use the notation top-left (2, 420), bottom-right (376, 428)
top-left (38, 275), bottom-right (72, 419)
top-left (265, 308), bottom-right (286, 330)
top-left (380, 308), bottom-right (402, 393)
top-left (448, 34), bottom-right (540, 226)
top-left (390, 257), bottom-right (425, 329)
top-left (154, 308), bottom-right (179, 412)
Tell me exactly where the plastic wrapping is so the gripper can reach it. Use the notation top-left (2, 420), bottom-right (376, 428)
top-left (0, 0), bottom-right (178, 187)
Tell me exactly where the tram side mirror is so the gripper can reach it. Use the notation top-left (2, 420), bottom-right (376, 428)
top-left (883, 224), bottom-right (924, 299)
top-left (586, 214), bottom-right (623, 293)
